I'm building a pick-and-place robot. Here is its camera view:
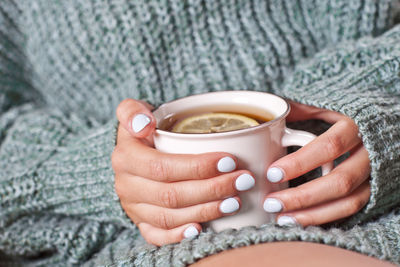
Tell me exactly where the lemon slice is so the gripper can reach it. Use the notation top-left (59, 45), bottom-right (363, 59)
top-left (172, 112), bottom-right (259, 133)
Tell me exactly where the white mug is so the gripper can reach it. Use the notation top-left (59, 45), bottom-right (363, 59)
top-left (153, 91), bottom-right (333, 232)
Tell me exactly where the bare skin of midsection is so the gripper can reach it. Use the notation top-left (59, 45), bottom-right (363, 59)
top-left (191, 241), bottom-right (395, 267)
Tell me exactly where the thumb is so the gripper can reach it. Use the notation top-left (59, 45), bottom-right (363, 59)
top-left (116, 99), bottom-right (156, 138)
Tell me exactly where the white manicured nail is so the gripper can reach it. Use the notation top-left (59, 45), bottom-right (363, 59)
top-left (277, 216), bottom-right (297, 226)
top-left (267, 167), bottom-right (284, 183)
top-left (217, 157), bottom-right (236, 172)
top-left (132, 114), bottom-right (151, 133)
top-left (183, 226), bottom-right (199, 238)
top-left (219, 198), bottom-right (240, 214)
top-left (235, 173), bottom-right (255, 191)
top-left (263, 198), bottom-right (283, 213)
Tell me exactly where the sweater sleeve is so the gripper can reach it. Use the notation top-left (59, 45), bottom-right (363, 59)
top-left (279, 24), bottom-right (400, 225)
top-left (0, 107), bottom-right (133, 229)
top-left (0, 2), bottom-right (132, 230)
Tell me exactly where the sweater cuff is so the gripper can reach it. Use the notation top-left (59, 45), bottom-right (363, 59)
top-left (279, 27), bottom-right (400, 224)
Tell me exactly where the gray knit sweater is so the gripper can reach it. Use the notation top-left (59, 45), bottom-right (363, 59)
top-left (1, 0), bottom-right (400, 266)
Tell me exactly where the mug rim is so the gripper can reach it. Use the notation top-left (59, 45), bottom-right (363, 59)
top-left (154, 90), bottom-right (290, 138)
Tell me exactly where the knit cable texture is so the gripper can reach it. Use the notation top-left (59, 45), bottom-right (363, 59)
top-left (1, 0), bottom-right (400, 266)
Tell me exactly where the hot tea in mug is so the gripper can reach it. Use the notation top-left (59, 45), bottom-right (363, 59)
top-left (158, 104), bottom-right (275, 133)
top-left (153, 91), bottom-right (333, 232)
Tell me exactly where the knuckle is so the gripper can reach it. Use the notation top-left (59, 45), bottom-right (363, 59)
top-left (138, 226), bottom-right (160, 246)
top-left (111, 148), bottom-right (124, 172)
top-left (128, 205), bottom-right (141, 222)
top-left (152, 239), bottom-right (164, 247)
top-left (189, 157), bottom-right (208, 178)
top-left (119, 201), bottom-right (129, 215)
top-left (303, 213), bottom-right (318, 226)
top-left (199, 205), bottom-right (217, 222)
top-left (113, 177), bottom-right (125, 198)
top-left (155, 211), bottom-right (175, 229)
top-left (289, 156), bottom-right (305, 176)
top-left (140, 232), bottom-right (154, 246)
top-left (324, 133), bottom-right (345, 157)
top-left (343, 118), bottom-right (358, 132)
top-left (149, 158), bottom-right (169, 181)
top-left (121, 203), bottom-right (138, 224)
top-left (117, 98), bottom-right (134, 114)
top-left (159, 187), bottom-right (179, 208)
top-left (116, 98), bottom-right (133, 120)
top-left (336, 172), bottom-right (354, 195)
top-left (290, 188), bottom-right (309, 210)
top-left (346, 198), bottom-right (364, 214)
top-left (209, 179), bottom-right (228, 199)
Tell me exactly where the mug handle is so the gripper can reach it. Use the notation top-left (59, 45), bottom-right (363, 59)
top-left (282, 128), bottom-right (334, 176)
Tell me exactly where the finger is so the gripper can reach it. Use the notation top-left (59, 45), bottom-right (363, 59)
top-left (267, 118), bottom-right (361, 183)
top-left (276, 180), bottom-right (370, 227)
top-left (128, 197), bottom-right (241, 229)
top-left (116, 98), bottom-right (156, 138)
top-left (137, 222), bottom-right (201, 246)
top-left (264, 145), bottom-right (370, 213)
top-left (113, 135), bottom-right (238, 181)
top-left (117, 171), bottom-right (255, 208)
top-left (286, 101), bottom-right (345, 124)
top-left (116, 124), bottom-right (154, 147)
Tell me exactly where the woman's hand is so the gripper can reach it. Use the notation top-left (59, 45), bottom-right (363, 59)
top-left (263, 101), bottom-right (371, 226)
top-left (112, 99), bottom-right (256, 246)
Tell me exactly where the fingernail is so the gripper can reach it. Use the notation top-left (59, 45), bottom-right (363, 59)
top-left (183, 226), bottom-right (199, 238)
top-left (132, 114), bottom-right (151, 133)
top-left (263, 198), bottom-right (283, 213)
top-left (277, 215), bottom-right (298, 226)
top-left (235, 173), bottom-right (255, 191)
top-left (219, 198), bottom-right (240, 214)
top-left (217, 157), bottom-right (236, 172)
top-left (267, 167), bottom-right (284, 183)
